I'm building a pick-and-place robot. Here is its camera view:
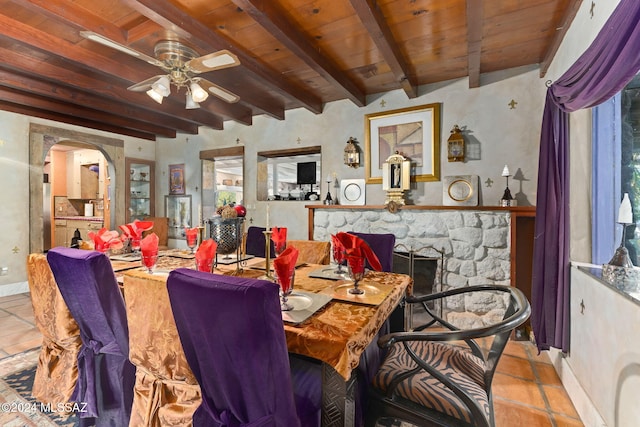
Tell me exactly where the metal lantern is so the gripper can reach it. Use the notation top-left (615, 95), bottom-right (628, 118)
top-left (447, 125), bottom-right (465, 162)
top-left (344, 137), bottom-right (360, 168)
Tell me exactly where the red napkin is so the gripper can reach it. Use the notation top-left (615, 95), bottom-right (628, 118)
top-left (119, 220), bottom-right (154, 240)
top-left (330, 234), bottom-right (345, 264)
top-left (140, 233), bottom-right (159, 257)
top-left (271, 227), bottom-right (287, 254)
top-left (195, 239), bottom-right (217, 272)
top-left (87, 228), bottom-right (124, 252)
top-left (273, 246), bottom-right (299, 293)
top-left (185, 227), bottom-right (199, 246)
top-left (334, 232), bottom-right (382, 272)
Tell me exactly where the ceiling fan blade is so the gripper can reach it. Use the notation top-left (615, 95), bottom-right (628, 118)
top-left (194, 78), bottom-right (240, 103)
top-left (80, 31), bottom-right (164, 67)
top-left (186, 50), bottom-right (240, 74)
top-left (127, 75), bottom-right (167, 92)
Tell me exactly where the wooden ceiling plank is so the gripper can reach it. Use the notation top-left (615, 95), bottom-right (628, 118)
top-left (0, 45), bottom-right (218, 130)
top-left (0, 67), bottom-right (198, 135)
top-left (348, 0), bottom-right (417, 98)
top-left (466, 0), bottom-right (483, 88)
top-left (0, 100), bottom-right (156, 141)
top-left (122, 0), bottom-right (324, 114)
top-left (0, 86), bottom-right (176, 137)
top-left (539, 0), bottom-right (583, 78)
top-left (0, 12), bottom-right (248, 125)
top-left (233, 0), bottom-right (366, 106)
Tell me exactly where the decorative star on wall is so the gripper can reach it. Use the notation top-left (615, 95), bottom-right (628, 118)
top-left (297, 137), bottom-right (302, 144)
top-left (12, 246), bottom-right (19, 254)
top-left (380, 99), bottom-right (386, 107)
top-left (236, 138), bottom-right (241, 144)
top-left (137, 146), bottom-right (142, 152)
top-left (195, 186), bottom-right (199, 192)
top-left (508, 99), bottom-right (518, 109)
top-left (485, 178), bottom-right (494, 187)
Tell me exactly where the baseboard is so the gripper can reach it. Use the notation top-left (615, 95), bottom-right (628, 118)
top-left (549, 348), bottom-right (608, 426)
top-left (0, 281), bottom-right (29, 297)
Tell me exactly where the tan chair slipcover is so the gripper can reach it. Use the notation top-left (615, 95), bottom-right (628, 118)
top-left (123, 270), bottom-right (201, 427)
top-left (26, 253), bottom-right (81, 405)
top-left (143, 216), bottom-right (170, 251)
top-left (288, 240), bottom-right (331, 265)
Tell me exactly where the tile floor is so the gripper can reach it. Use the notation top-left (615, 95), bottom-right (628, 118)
top-left (0, 292), bottom-right (584, 426)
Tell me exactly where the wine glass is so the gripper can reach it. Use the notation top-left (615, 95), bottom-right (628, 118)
top-left (276, 270), bottom-right (295, 311)
top-left (274, 240), bottom-right (287, 257)
top-left (142, 252), bottom-right (158, 274)
top-left (333, 244), bottom-right (346, 274)
top-left (346, 255), bottom-right (366, 295)
top-left (185, 228), bottom-right (198, 254)
top-left (130, 237), bottom-right (141, 256)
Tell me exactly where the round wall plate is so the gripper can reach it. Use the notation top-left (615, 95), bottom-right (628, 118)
top-left (442, 175), bottom-right (479, 206)
top-left (339, 179), bottom-right (366, 205)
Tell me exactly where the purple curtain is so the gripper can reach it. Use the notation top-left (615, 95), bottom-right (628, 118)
top-left (533, 0), bottom-right (640, 352)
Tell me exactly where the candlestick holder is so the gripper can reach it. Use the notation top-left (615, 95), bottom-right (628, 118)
top-left (260, 230), bottom-right (274, 280)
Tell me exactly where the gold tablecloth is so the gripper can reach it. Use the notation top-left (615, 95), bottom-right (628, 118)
top-left (120, 255), bottom-right (411, 380)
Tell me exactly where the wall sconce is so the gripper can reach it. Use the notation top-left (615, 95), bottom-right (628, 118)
top-left (344, 137), bottom-right (360, 168)
top-left (447, 124), bottom-right (465, 162)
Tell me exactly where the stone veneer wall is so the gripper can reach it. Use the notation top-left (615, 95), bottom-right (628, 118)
top-left (312, 208), bottom-right (512, 327)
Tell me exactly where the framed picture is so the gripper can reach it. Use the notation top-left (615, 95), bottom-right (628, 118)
top-left (165, 195), bottom-right (192, 239)
top-left (169, 163), bottom-right (185, 195)
top-left (365, 103), bottom-right (441, 184)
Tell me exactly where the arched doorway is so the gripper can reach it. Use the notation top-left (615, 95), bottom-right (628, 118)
top-left (29, 123), bottom-right (125, 253)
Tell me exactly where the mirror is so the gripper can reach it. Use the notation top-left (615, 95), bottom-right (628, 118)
top-left (257, 147), bottom-right (321, 201)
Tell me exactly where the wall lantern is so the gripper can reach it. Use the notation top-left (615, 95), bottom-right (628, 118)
top-left (447, 124), bottom-right (465, 162)
top-left (344, 137), bottom-right (360, 168)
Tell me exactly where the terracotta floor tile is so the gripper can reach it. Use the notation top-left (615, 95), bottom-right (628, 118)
top-left (496, 354), bottom-right (535, 380)
top-left (535, 362), bottom-right (562, 386)
top-left (3, 337), bottom-right (42, 355)
top-left (553, 414), bottom-right (584, 427)
top-left (492, 372), bottom-right (547, 409)
top-left (526, 346), bottom-right (553, 364)
top-left (503, 341), bottom-right (530, 359)
top-left (494, 398), bottom-right (553, 427)
top-left (0, 328), bottom-right (41, 349)
top-left (0, 316), bottom-right (35, 337)
top-left (543, 385), bottom-right (580, 419)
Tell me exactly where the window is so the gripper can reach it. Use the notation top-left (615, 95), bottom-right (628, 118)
top-left (200, 147), bottom-right (244, 220)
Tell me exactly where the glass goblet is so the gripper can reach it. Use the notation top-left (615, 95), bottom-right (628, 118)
top-left (186, 233), bottom-right (198, 254)
top-left (130, 237), bottom-right (141, 255)
top-left (276, 270), bottom-right (295, 311)
top-left (333, 244), bottom-right (346, 274)
top-left (274, 241), bottom-right (287, 257)
top-left (196, 258), bottom-right (214, 273)
top-left (141, 253), bottom-right (158, 274)
top-left (346, 255), bottom-right (366, 295)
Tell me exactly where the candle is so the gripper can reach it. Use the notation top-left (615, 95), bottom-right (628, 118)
top-left (198, 204), bottom-right (202, 225)
top-left (266, 203), bottom-right (270, 230)
top-left (501, 165), bottom-right (510, 177)
top-left (618, 193), bottom-right (633, 224)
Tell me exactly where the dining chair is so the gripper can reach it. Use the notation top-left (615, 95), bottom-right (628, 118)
top-left (167, 268), bottom-right (321, 427)
top-left (348, 232), bottom-right (396, 272)
top-left (244, 225), bottom-right (275, 258)
top-left (288, 239), bottom-right (331, 264)
top-left (26, 253), bottom-right (82, 406)
top-left (365, 285), bottom-right (531, 427)
top-left (46, 247), bottom-right (136, 427)
top-left (143, 216), bottom-right (169, 250)
top-left (123, 270), bottom-right (201, 427)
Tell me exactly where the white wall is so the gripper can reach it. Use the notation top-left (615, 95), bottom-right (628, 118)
top-left (156, 68), bottom-right (545, 240)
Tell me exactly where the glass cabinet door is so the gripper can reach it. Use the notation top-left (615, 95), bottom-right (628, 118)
top-left (125, 158), bottom-right (155, 222)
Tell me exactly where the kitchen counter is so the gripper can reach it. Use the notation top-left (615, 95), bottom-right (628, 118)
top-left (55, 216), bottom-right (104, 222)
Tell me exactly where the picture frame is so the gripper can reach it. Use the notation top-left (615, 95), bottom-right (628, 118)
top-left (169, 163), bottom-right (185, 195)
top-left (165, 195), bottom-right (192, 240)
top-left (365, 103), bottom-right (441, 184)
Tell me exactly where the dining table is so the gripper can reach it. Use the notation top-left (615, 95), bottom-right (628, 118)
top-left (112, 249), bottom-right (412, 427)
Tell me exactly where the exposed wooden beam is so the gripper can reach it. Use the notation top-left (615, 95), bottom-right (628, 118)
top-left (0, 45), bottom-right (223, 130)
top-left (0, 100), bottom-right (156, 140)
top-left (539, 0), bottom-right (583, 78)
top-left (0, 12), bottom-right (250, 126)
top-left (122, 0), bottom-right (324, 114)
top-left (348, 0), bottom-right (418, 98)
top-left (466, 0), bottom-right (483, 88)
top-left (0, 86), bottom-right (175, 138)
top-left (234, 0), bottom-right (366, 107)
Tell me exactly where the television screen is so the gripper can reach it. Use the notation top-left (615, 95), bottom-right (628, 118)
top-left (296, 161), bottom-right (316, 185)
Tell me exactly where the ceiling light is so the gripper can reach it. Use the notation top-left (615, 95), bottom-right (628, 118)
top-left (190, 82), bottom-right (209, 103)
top-left (152, 76), bottom-right (171, 97)
top-left (185, 91), bottom-right (200, 109)
top-left (146, 88), bottom-right (164, 104)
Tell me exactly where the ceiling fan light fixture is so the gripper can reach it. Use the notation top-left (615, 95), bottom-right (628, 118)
top-left (146, 88), bottom-right (164, 104)
top-left (152, 76), bottom-right (171, 97)
top-left (190, 82), bottom-right (209, 103)
top-left (185, 91), bottom-right (200, 109)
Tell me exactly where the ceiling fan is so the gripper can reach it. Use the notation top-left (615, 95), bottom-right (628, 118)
top-left (80, 31), bottom-right (241, 108)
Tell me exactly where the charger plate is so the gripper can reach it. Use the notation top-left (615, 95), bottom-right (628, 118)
top-left (307, 265), bottom-right (349, 281)
top-left (319, 279), bottom-right (395, 306)
top-left (281, 291), bottom-right (332, 325)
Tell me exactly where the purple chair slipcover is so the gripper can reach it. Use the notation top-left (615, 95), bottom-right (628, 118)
top-left (244, 226), bottom-right (275, 258)
top-left (46, 247), bottom-right (135, 427)
top-left (167, 268), bottom-right (321, 427)
top-left (349, 232), bottom-right (396, 272)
